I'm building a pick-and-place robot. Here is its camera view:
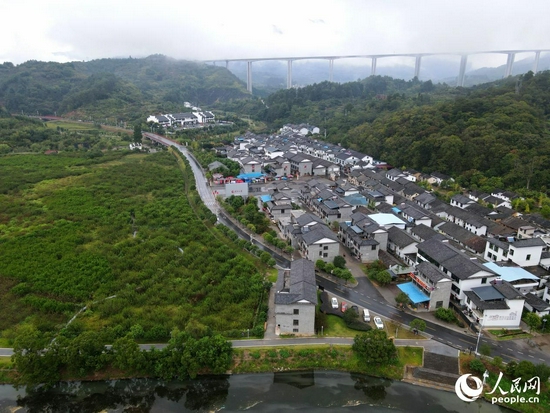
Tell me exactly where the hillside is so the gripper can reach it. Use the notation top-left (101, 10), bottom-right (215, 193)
top-left (222, 71), bottom-right (550, 193)
top-left (0, 55), bottom-right (249, 121)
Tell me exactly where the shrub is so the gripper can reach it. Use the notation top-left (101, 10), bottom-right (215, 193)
top-left (333, 255), bottom-right (346, 269)
top-left (435, 308), bottom-right (457, 323)
top-left (315, 260), bottom-right (326, 271)
top-left (470, 358), bottom-right (486, 374)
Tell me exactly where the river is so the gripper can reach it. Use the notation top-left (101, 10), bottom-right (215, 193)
top-left (0, 371), bottom-right (512, 412)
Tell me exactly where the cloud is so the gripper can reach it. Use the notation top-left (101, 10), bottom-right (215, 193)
top-left (0, 0), bottom-right (548, 66)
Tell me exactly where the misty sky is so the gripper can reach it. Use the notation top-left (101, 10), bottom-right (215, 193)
top-left (1, 0), bottom-right (549, 69)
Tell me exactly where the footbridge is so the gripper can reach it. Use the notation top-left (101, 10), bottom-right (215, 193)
top-left (205, 49), bottom-right (550, 91)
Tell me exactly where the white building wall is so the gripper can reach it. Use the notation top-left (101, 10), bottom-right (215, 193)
top-left (482, 300), bottom-right (524, 328)
top-left (275, 303), bottom-right (316, 335)
top-left (509, 246), bottom-right (543, 267)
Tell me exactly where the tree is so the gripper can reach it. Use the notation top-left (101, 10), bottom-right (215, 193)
top-left (409, 318), bottom-right (426, 332)
top-left (111, 335), bottom-right (145, 372)
top-left (469, 358), bottom-right (485, 374)
top-left (373, 270), bottom-right (392, 286)
top-left (352, 330), bottom-right (397, 364)
top-left (12, 327), bottom-right (61, 387)
top-left (133, 124), bottom-right (142, 143)
top-left (395, 292), bottom-right (409, 308)
top-left (333, 255), bottom-right (346, 269)
top-left (479, 343), bottom-right (492, 356)
top-left (524, 312), bottom-right (542, 332)
top-left (315, 260), bottom-right (326, 271)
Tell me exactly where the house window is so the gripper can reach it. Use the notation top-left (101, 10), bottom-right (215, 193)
top-left (435, 301), bottom-right (443, 308)
top-left (526, 254), bottom-right (531, 261)
top-left (293, 328), bottom-right (299, 333)
top-left (481, 278), bottom-right (487, 284)
top-left (293, 320), bottom-right (299, 326)
top-left (323, 253), bottom-right (328, 258)
top-left (281, 210), bottom-right (285, 214)
top-left (371, 245), bottom-right (377, 250)
top-left (509, 249), bottom-right (514, 256)
top-left (319, 251), bottom-right (323, 257)
top-left (293, 309), bottom-right (299, 315)
top-left (324, 246), bottom-right (328, 250)
top-left (467, 297), bottom-right (471, 304)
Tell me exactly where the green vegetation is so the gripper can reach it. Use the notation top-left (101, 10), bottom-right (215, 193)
top-left (364, 261), bottom-right (392, 286)
top-left (353, 330), bottom-right (398, 365)
top-left (0, 56), bottom-right (249, 121)
top-left (0, 149), bottom-right (269, 343)
top-left (232, 344), bottom-right (422, 380)
top-left (488, 329), bottom-right (532, 340)
top-left (395, 292), bottom-right (410, 308)
top-left (315, 259), bottom-right (354, 282)
top-left (223, 195), bottom-right (271, 234)
top-left (409, 318), bottom-right (426, 333)
top-left (434, 307), bottom-right (459, 324)
top-left (461, 354), bottom-right (550, 413)
top-left (11, 327), bottom-right (233, 387)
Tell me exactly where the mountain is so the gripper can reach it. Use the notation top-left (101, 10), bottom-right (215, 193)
top-left (0, 55), bottom-right (250, 121)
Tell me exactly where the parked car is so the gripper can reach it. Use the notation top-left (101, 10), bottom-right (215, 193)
top-left (341, 301), bottom-right (348, 312)
top-left (363, 308), bottom-right (371, 322)
top-left (351, 305), bottom-right (359, 315)
top-left (331, 297), bottom-right (338, 309)
top-left (374, 317), bottom-right (384, 329)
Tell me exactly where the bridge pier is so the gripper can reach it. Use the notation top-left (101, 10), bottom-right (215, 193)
top-left (371, 57), bottom-right (377, 76)
top-left (225, 60), bottom-right (229, 69)
top-left (329, 59), bottom-right (334, 82)
top-left (533, 51), bottom-right (541, 74)
top-left (414, 55), bottom-right (422, 79)
top-left (457, 55), bottom-right (468, 87)
top-left (504, 52), bottom-right (515, 77)
top-left (247, 61), bottom-right (253, 93)
top-left (287, 60), bottom-right (293, 89)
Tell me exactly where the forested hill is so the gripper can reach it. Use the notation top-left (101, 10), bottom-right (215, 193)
top-left (0, 55), bottom-right (249, 121)
top-left (225, 72), bottom-right (550, 193)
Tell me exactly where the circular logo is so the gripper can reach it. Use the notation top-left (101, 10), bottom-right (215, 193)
top-left (455, 374), bottom-right (483, 402)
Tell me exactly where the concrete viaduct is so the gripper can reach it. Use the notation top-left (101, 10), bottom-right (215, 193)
top-left (206, 50), bottom-right (549, 92)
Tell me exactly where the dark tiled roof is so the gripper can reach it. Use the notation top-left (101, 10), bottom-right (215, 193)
top-left (525, 293), bottom-right (550, 312)
top-left (301, 225), bottom-right (339, 245)
top-left (416, 261), bottom-right (450, 283)
top-left (464, 290), bottom-right (509, 310)
top-left (275, 259), bottom-right (318, 305)
top-left (388, 226), bottom-right (417, 248)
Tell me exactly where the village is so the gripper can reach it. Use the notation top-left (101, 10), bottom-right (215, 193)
top-left (204, 123), bottom-right (550, 336)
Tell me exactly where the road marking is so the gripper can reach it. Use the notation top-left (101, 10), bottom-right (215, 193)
top-left (540, 358), bottom-right (546, 362)
top-left (517, 351), bottom-right (523, 354)
top-left (458, 337), bottom-right (472, 344)
top-left (426, 326), bottom-right (437, 331)
top-left (528, 355), bottom-right (535, 358)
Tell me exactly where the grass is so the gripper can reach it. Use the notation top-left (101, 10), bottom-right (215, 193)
top-left (323, 314), bottom-right (359, 337)
top-left (267, 268), bottom-right (278, 284)
top-left (488, 329), bottom-right (532, 340)
top-left (231, 345), bottom-right (423, 380)
top-left (385, 321), bottom-right (427, 340)
top-left (45, 120), bottom-right (99, 131)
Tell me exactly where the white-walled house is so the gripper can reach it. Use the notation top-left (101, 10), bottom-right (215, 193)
top-left (416, 239), bottom-right (498, 305)
top-left (463, 279), bottom-right (525, 329)
top-left (274, 259), bottom-right (317, 336)
top-left (297, 224), bottom-right (340, 263)
top-left (484, 237), bottom-right (547, 267)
